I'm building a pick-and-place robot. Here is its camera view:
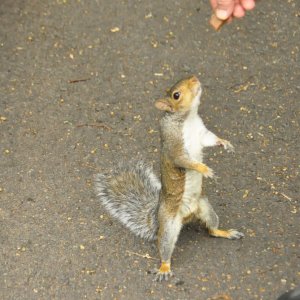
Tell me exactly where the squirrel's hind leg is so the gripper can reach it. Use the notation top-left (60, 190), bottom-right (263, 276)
top-left (196, 197), bottom-right (244, 240)
top-left (155, 214), bottom-right (182, 281)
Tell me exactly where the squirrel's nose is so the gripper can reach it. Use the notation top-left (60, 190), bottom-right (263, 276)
top-left (190, 76), bottom-right (200, 84)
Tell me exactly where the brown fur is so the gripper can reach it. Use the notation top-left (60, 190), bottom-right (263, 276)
top-left (153, 76), bottom-right (244, 281)
top-left (96, 76), bottom-right (244, 283)
top-left (155, 76), bottom-right (200, 114)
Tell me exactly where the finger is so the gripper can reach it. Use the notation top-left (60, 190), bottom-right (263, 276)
top-left (233, 4), bottom-right (245, 18)
top-left (215, 0), bottom-right (235, 20)
top-left (210, 0), bottom-right (218, 10)
top-left (241, 0), bottom-right (255, 10)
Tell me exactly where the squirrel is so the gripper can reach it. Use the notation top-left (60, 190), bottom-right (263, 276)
top-left (95, 75), bottom-right (244, 281)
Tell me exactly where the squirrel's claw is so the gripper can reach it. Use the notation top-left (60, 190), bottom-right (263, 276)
top-left (154, 269), bottom-right (173, 282)
top-left (203, 167), bottom-right (214, 178)
top-left (224, 142), bottom-right (235, 153)
top-left (218, 139), bottom-right (235, 153)
top-left (227, 229), bottom-right (244, 239)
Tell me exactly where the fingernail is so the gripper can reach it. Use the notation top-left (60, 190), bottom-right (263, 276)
top-left (216, 9), bottom-right (229, 20)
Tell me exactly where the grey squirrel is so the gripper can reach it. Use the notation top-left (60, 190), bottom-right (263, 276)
top-left (95, 76), bottom-right (244, 281)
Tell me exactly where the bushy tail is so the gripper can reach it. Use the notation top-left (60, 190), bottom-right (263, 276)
top-left (95, 162), bottom-right (161, 241)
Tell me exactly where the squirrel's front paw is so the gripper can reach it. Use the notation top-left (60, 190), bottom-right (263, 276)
top-left (203, 166), bottom-right (214, 178)
top-left (196, 163), bottom-right (214, 178)
top-left (218, 139), bottom-right (235, 153)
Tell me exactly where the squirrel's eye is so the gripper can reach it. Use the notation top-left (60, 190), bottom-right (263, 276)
top-left (172, 92), bottom-right (180, 100)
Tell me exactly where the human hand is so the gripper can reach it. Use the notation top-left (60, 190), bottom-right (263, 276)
top-left (210, 0), bottom-right (256, 21)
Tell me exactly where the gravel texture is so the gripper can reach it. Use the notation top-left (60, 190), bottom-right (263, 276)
top-left (0, 0), bottom-right (299, 299)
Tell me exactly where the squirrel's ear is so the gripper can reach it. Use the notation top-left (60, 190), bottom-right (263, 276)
top-left (155, 99), bottom-right (173, 112)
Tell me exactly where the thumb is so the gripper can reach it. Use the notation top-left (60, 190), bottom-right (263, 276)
top-left (215, 0), bottom-right (235, 20)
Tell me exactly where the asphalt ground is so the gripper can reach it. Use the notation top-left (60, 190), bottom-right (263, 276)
top-left (0, 0), bottom-right (299, 299)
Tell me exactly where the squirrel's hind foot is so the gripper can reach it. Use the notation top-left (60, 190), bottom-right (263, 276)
top-left (209, 228), bottom-right (244, 240)
top-left (150, 262), bottom-right (173, 282)
top-left (227, 229), bottom-right (244, 239)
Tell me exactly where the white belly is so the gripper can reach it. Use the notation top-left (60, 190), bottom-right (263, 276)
top-left (182, 111), bottom-right (205, 161)
top-left (179, 170), bottom-right (203, 217)
top-left (180, 111), bottom-right (206, 217)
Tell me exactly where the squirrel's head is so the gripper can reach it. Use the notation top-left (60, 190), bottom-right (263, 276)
top-left (155, 76), bottom-right (202, 113)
